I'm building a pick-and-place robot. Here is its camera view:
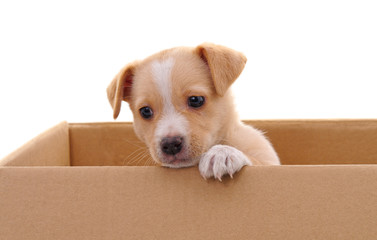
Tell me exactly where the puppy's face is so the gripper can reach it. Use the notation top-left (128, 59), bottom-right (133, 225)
top-left (107, 43), bottom-right (246, 168)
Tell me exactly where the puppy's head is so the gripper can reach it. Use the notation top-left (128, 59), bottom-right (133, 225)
top-left (107, 43), bottom-right (246, 168)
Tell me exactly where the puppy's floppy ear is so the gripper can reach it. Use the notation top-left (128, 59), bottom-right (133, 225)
top-left (196, 43), bottom-right (247, 96)
top-left (107, 63), bottom-right (136, 119)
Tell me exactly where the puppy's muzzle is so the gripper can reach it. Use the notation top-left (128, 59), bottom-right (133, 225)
top-left (160, 136), bottom-right (184, 155)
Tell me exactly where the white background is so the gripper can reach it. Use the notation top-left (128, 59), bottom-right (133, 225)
top-left (0, 0), bottom-right (376, 159)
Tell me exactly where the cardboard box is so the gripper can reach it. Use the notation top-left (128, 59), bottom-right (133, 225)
top-left (1, 120), bottom-right (377, 239)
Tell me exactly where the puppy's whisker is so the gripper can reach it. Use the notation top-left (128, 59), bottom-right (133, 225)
top-left (146, 156), bottom-right (157, 166)
top-left (135, 151), bottom-right (153, 166)
top-left (139, 153), bottom-right (155, 166)
top-left (128, 151), bottom-right (149, 166)
top-left (123, 148), bottom-right (145, 162)
top-left (123, 148), bottom-right (149, 166)
top-left (133, 152), bottom-right (148, 166)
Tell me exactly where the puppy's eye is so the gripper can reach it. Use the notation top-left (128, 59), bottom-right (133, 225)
top-left (139, 106), bottom-right (154, 119)
top-left (188, 96), bottom-right (205, 108)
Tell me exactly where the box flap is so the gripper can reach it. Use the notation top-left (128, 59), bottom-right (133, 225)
top-left (0, 121), bottom-right (70, 166)
top-left (1, 165), bottom-right (376, 239)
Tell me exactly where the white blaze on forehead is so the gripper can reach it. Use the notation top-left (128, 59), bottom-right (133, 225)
top-left (151, 58), bottom-right (188, 138)
top-left (151, 58), bottom-right (175, 114)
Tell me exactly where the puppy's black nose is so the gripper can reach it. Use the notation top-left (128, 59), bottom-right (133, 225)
top-left (161, 136), bottom-right (184, 155)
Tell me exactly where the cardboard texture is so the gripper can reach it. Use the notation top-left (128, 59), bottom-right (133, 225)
top-left (1, 120), bottom-right (377, 240)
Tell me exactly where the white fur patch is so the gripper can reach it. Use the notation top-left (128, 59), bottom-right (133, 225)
top-left (151, 58), bottom-right (188, 139)
top-left (151, 58), bottom-right (175, 115)
top-left (199, 145), bottom-right (252, 181)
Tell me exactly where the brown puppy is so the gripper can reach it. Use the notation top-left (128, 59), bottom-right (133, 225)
top-left (107, 43), bottom-right (280, 180)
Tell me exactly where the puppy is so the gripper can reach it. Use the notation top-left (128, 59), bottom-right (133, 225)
top-left (107, 43), bottom-right (280, 180)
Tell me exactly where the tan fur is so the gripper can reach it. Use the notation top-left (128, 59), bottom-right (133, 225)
top-left (107, 43), bottom-right (280, 169)
top-left (107, 62), bottom-right (137, 119)
top-left (196, 43), bottom-right (247, 96)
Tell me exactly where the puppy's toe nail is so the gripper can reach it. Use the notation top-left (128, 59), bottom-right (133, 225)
top-left (216, 175), bottom-right (223, 182)
top-left (226, 167), bottom-right (234, 179)
top-left (215, 174), bottom-right (220, 180)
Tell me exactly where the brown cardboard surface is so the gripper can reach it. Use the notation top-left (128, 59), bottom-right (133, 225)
top-left (1, 120), bottom-right (377, 239)
top-left (68, 122), bottom-right (145, 166)
top-left (1, 166), bottom-right (377, 240)
top-left (1, 121), bottom-right (70, 166)
top-left (66, 120), bottom-right (377, 166)
top-left (252, 119), bottom-right (377, 165)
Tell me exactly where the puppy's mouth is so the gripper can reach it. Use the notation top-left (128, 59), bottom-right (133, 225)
top-left (161, 155), bottom-right (197, 168)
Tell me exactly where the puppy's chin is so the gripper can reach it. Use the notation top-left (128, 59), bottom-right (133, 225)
top-left (162, 160), bottom-right (197, 169)
top-left (158, 155), bottom-right (200, 169)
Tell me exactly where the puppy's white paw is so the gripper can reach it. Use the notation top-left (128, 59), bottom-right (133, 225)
top-left (199, 145), bottom-right (252, 181)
